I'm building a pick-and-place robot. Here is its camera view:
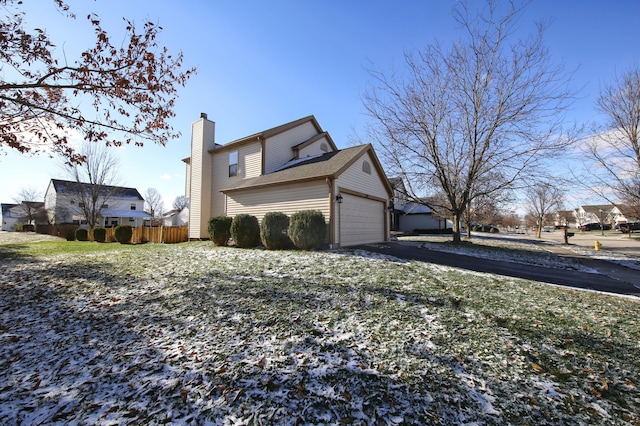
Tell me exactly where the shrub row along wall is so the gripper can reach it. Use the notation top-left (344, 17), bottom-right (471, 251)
top-left (209, 210), bottom-right (326, 251)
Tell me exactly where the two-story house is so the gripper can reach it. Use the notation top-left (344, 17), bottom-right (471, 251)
top-left (184, 114), bottom-right (393, 247)
top-left (44, 179), bottom-right (151, 228)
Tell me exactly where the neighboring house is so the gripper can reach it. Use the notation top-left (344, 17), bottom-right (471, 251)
top-left (574, 205), bottom-right (614, 227)
top-left (1, 202), bottom-right (48, 231)
top-left (1, 203), bottom-right (20, 231)
top-left (44, 179), bottom-right (151, 228)
top-left (162, 207), bottom-right (189, 227)
top-left (611, 204), bottom-right (640, 225)
top-left (555, 210), bottom-right (577, 228)
top-left (388, 177), bottom-right (450, 233)
top-left (398, 202), bottom-right (450, 233)
top-left (184, 114), bottom-right (393, 247)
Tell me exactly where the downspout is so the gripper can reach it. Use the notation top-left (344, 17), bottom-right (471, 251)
top-left (326, 177), bottom-right (337, 249)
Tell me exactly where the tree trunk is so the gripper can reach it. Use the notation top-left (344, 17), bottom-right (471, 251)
top-left (452, 213), bottom-right (462, 243)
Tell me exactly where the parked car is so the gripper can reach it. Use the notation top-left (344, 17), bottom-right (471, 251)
top-left (618, 222), bottom-right (640, 233)
top-left (578, 223), bottom-right (611, 231)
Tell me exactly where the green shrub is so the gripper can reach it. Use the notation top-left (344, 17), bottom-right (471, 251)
top-left (93, 227), bottom-right (107, 243)
top-left (230, 214), bottom-right (261, 248)
top-left (114, 224), bottom-right (133, 244)
top-left (75, 228), bottom-right (89, 241)
top-left (289, 210), bottom-right (326, 250)
top-left (260, 212), bottom-right (292, 250)
top-left (58, 225), bottom-right (78, 241)
top-left (208, 216), bottom-right (233, 246)
top-left (15, 223), bottom-right (35, 232)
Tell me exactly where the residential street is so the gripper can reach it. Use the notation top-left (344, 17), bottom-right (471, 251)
top-left (358, 238), bottom-right (640, 297)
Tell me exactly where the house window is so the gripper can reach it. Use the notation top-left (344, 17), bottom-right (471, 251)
top-left (229, 151), bottom-right (238, 177)
top-left (130, 203), bottom-right (136, 211)
top-left (362, 161), bottom-right (372, 174)
top-left (78, 202), bottom-right (85, 208)
top-left (101, 203), bottom-right (109, 209)
top-left (129, 217), bottom-right (135, 222)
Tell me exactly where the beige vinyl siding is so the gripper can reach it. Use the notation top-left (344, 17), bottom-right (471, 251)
top-left (336, 151), bottom-right (389, 200)
top-left (184, 163), bottom-right (191, 199)
top-left (241, 142), bottom-right (262, 178)
top-left (263, 122), bottom-right (320, 174)
top-left (298, 135), bottom-right (333, 158)
top-left (188, 118), bottom-right (215, 239)
top-left (225, 180), bottom-right (330, 222)
top-left (208, 141), bottom-right (261, 218)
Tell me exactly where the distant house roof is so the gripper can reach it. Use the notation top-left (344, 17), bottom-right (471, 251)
top-left (221, 144), bottom-right (391, 194)
top-left (49, 179), bottom-right (144, 200)
top-left (1, 203), bottom-right (19, 216)
top-left (580, 204), bottom-right (614, 215)
top-left (402, 202), bottom-right (433, 215)
top-left (614, 204), bottom-right (640, 221)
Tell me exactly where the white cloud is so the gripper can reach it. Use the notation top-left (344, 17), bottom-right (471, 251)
top-left (161, 173), bottom-right (172, 180)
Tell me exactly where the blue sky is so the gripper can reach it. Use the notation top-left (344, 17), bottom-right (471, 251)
top-left (1, 0), bottom-right (639, 210)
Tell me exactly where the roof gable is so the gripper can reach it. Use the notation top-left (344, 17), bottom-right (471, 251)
top-left (208, 115), bottom-right (323, 154)
top-left (221, 144), bottom-right (392, 196)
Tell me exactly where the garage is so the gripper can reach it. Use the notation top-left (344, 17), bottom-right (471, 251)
top-left (339, 193), bottom-right (385, 246)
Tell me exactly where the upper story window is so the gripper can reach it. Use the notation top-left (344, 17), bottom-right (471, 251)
top-left (130, 203), bottom-right (137, 211)
top-left (229, 151), bottom-right (238, 177)
top-left (101, 203), bottom-right (109, 209)
top-left (362, 161), bottom-right (372, 175)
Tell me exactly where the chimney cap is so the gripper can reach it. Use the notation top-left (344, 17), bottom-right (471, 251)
top-left (200, 112), bottom-right (208, 119)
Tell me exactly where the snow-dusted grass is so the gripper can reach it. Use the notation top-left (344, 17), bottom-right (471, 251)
top-left (1, 241), bottom-right (639, 424)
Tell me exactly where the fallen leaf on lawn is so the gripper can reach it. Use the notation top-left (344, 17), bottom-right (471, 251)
top-left (531, 362), bottom-right (544, 372)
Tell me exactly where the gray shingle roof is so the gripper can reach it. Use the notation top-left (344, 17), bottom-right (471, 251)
top-left (50, 179), bottom-right (144, 200)
top-left (221, 144), bottom-right (373, 192)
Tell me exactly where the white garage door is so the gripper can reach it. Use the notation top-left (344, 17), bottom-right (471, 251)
top-left (340, 193), bottom-right (385, 246)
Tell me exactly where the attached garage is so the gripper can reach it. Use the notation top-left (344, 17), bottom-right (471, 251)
top-left (339, 193), bottom-right (386, 247)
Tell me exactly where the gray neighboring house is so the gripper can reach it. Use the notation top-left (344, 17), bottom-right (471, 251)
top-left (1, 202), bottom-right (48, 231)
top-left (45, 179), bottom-right (151, 228)
top-left (397, 202), bottom-right (451, 233)
top-left (1, 203), bottom-right (20, 231)
top-left (388, 177), bottom-right (450, 233)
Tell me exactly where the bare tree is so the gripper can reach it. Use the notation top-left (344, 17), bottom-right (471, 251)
top-left (13, 186), bottom-right (46, 226)
top-left (63, 141), bottom-right (120, 229)
top-left (363, 0), bottom-right (575, 242)
top-left (525, 180), bottom-right (564, 238)
top-left (0, 0), bottom-right (195, 164)
top-left (172, 195), bottom-right (189, 211)
top-left (144, 188), bottom-right (165, 222)
top-left (585, 65), bottom-right (640, 219)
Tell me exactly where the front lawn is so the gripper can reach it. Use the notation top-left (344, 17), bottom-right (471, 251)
top-left (1, 242), bottom-right (638, 424)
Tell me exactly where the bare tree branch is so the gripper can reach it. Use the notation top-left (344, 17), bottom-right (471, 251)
top-left (363, 0), bottom-right (576, 242)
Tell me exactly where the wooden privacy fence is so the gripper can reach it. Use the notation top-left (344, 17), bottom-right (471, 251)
top-left (101, 225), bottom-right (188, 244)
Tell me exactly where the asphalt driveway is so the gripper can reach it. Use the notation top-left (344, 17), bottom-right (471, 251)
top-left (357, 241), bottom-right (640, 297)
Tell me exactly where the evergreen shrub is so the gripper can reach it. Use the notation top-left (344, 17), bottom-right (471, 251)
top-left (75, 228), bottom-right (89, 241)
top-left (260, 212), bottom-right (292, 250)
top-left (93, 227), bottom-right (107, 243)
top-left (208, 216), bottom-right (233, 246)
top-left (114, 224), bottom-right (133, 244)
top-left (289, 210), bottom-right (326, 250)
top-left (230, 214), bottom-right (261, 248)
